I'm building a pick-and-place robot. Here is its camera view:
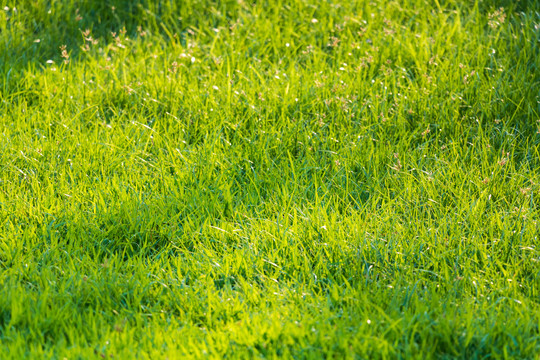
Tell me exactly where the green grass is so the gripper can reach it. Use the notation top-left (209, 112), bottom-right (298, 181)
top-left (1, 0), bottom-right (540, 358)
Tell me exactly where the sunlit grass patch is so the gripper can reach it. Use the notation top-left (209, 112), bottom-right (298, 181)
top-left (1, 0), bottom-right (539, 358)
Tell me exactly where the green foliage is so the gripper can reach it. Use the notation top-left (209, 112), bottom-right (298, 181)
top-left (1, 0), bottom-right (539, 358)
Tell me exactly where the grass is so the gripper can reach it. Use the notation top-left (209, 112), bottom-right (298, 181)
top-left (0, 0), bottom-right (539, 358)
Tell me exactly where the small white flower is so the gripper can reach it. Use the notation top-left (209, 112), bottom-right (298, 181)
top-left (212, 85), bottom-right (219, 91)
top-left (191, 56), bottom-right (196, 63)
top-left (311, 18), bottom-right (318, 23)
top-left (46, 60), bottom-right (54, 64)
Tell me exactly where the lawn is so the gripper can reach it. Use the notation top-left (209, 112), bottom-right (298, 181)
top-left (1, 0), bottom-right (540, 358)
